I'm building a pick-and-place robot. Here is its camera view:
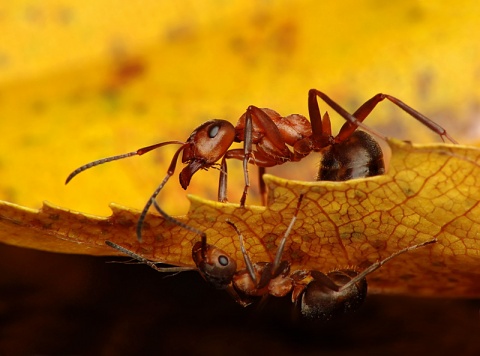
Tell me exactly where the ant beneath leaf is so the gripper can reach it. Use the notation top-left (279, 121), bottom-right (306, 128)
top-left (66, 90), bottom-right (456, 240)
top-left (106, 194), bottom-right (436, 321)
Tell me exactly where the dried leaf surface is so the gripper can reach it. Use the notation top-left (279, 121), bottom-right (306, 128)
top-left (1, 138), bottom-right (479, 297)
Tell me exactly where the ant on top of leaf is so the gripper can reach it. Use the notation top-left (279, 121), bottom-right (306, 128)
top-left (106, 194), bottom-right (436, 321)
top-left (66, 90), bottom-right (456, 241)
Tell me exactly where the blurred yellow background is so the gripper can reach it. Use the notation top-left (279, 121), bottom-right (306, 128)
top-left (1, 0), bottom-right (479, 216)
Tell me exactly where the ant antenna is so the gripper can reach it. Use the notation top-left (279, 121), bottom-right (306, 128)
top-left (150, 198), bottom-right (207, 245)
top-left (340, 238), bottom-right (437, 292)
top-left (226, 220), bottom-right (257, 284)
top-left (65, 141), bottom-right (185, 184)
top-left (105, 241), bottom-right (194, 273)
top-left (272, 194), bottom-right (305, 271)
top-left (65, 139), bottom-right (194, 242)
top-left (132, 143), bottom-right (191, 241)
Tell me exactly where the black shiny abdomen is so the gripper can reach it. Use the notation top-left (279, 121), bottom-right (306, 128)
top-left (317, 130), bottom-right (385, 181)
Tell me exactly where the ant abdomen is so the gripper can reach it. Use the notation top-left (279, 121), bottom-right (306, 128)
top-left (294, 269), bottom-right (367, 321)
top-left (317, 130), bottom-right (385, 181)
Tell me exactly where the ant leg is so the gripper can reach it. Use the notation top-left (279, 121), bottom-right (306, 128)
top-left (226, 220), bottom-right (257, 284)
top-left (218, 156), bottom-right (229, 203)
top-left (315, 91), bottom-right (458, 144)
top-left (309, 89), bottom-right (387, 142)
top-left (219, 149), bottom-right (279, 204)
top-left (240, 107), bottom-right (254, 207)
top-left (272, 194), bottom-right (304, 271)
top-left (239, 106), bottom-right (295, 206)
top-left (217, 106), bottom-right (255, 205)
top-left (150, 198), bottom-right (207, 242)
top-left (65, 141), bottom-right (185, 184)
top-left (225, 285), bottom-right (253, 307)
top-left (136, 144), bottom-right (189, 241)
top-left (308, 89), bottom-right (326, 137)
top-left (339, 239), bottom-right (437, 292)
top-left (105, 241), bottom-right (194, 273)
top-left (383, 94), bottom-right (457, 143)
top-left (220, 105), bottom-right (293, 205)
top-left (151, 197), bottom-right (212, 262)
top-left (308, 91), bottom-right (333, 138)
top-left (258, 167), bottom-right (266, 206)
top-left (107, 239), bottom-right (247, 305)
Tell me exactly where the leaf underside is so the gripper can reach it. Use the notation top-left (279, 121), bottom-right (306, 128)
top-left (1, 138), bottom-right (479, 297)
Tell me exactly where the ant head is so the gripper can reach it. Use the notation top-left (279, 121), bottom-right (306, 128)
top-left (192, 241), bottom-right (237, 290)
top-left (149, 197), bottom-right (237, 289)
top-left (179, 120), bottom-right (236, 189)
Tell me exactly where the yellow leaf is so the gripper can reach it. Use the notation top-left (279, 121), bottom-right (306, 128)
top-left (1, 1), bottom-right (479, 217)
top-left (1, 139), bottom-right (479, 297)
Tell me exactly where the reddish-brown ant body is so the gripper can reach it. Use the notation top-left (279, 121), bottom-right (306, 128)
top-left (66, 90), bottom-right (456, 240)
top-left (106, 195), bottom-right (436, 321)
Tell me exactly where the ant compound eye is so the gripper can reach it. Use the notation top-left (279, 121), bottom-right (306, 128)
top-left (218, 255), bottom-right (229, 266)
top-left (208, 124), bottom-right (220, 138)
top-left (192, 242), bottom-right (237, 290)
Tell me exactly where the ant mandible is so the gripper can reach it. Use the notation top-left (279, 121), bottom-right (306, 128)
top-left (106, 194), bottom-right (437, 321)
top-left (66, 90), bottom-right (457, 240)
